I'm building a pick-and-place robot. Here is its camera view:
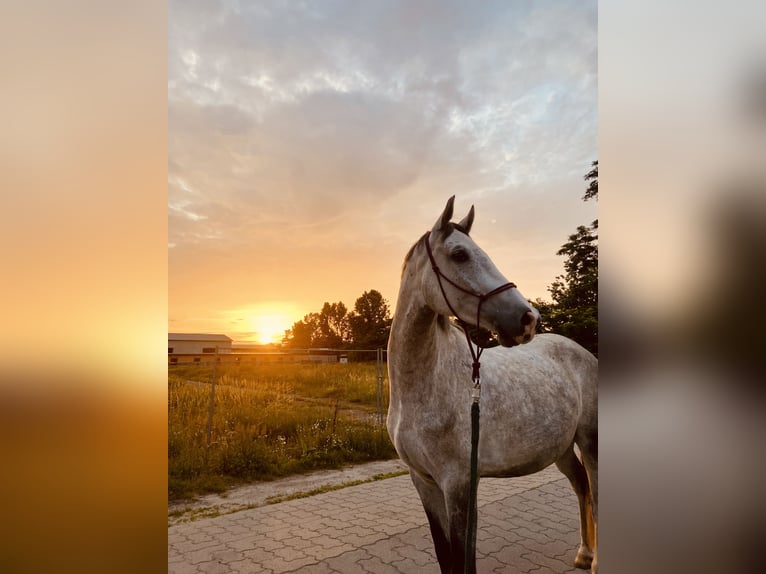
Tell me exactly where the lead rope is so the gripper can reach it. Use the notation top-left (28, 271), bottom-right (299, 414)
top-left (423, 232), bottom-right (516, 574)
top-left (461, 275), bottom-right (485, 574)
top-left (462, 295), bottom-right (489, 574)
top-left (464, 352), bottom-right (481, 574)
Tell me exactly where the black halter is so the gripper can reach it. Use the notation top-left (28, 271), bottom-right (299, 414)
top-left (423, 230), bottom-right (517, 382)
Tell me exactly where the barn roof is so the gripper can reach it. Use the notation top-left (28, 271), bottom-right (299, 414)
top-left (168, 333), bottom-right (233, 342)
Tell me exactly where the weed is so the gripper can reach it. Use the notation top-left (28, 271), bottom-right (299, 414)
top-left (168, 362), bottom-right (396, 501)
top-left (264, 470), bottom-right (410, 505)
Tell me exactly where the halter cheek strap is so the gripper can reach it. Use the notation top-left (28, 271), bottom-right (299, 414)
top-left (423, 231), bottom-right (517, 384)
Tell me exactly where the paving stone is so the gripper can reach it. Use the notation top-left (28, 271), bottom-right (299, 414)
top-left (170, 466), bottom-right (588, 573)
top-left (168, 563), bottom-right (202, 574)
top-left (198, 561), bottom-right (233, 574)
top-left (269, 555), bottom-right (317, 574)
top-left (323, 548), bottom-right (374, 572)
top-left (358, 555), bottom-right (407, 574)
top-left (285, 562), bottom-right (339, 574)
top-left (186, 546), bottom-right (230, 565)
top-left (229, 560), bottom-right (274, 574)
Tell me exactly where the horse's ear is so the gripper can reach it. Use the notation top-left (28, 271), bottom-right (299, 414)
top-left (457, 205), bottom-right (474, 234)
top-left (432, 196), bottom-right (455, 235)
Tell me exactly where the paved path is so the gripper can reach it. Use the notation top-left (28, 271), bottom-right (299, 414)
top-left (169, 465), bottom-right (584, 573)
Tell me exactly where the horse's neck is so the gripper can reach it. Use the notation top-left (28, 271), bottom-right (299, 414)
top-left (390, 300), bottom-right (440, 368)
top-left (389, 272), bottom-right (457, 395)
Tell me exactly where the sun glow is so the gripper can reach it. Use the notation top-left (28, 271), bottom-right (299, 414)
top-left (240, 304), bottom-right (303, 345)
top-left (250, 314), bottom-right (290, 344)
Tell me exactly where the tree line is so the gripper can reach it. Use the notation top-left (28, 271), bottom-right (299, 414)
top-left (534, 160), bottom-right (598, 355)
top-left (282, 289), bottom-right (392, 350)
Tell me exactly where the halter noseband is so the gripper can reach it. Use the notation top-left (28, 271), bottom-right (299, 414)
top-left (424, 230), bottom-right (517, 382)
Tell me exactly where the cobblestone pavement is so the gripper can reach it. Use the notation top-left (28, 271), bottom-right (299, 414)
top-left (169, 465), bottom-right (584, 573)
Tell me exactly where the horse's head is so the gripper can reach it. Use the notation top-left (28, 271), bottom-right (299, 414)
top-left (422, 196), bottom-right (539, 347)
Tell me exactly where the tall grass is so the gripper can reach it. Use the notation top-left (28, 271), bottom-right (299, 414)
top-left (168, 362), bottom-right (396, 501)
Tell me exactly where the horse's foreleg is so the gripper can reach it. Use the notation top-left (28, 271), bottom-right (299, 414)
top-left (443, 478), bottom-right (471, 574)
top-left (411, 472), bottom-right (453, 574)
top-left (555, 445), bottom-right (595, 570)
top-left (579, 434), bottom-right (598, 574)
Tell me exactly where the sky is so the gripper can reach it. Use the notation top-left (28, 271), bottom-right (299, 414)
top-left (168, 0), bottom-right (598, 344)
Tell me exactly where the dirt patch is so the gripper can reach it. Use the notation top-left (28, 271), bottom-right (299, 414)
top-left (168, 458), bottom-right (409, 526)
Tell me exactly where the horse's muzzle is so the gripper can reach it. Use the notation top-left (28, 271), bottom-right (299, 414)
top-left (517, 310), bottom-right (537, 344)
top-left (497, 310), bottom-right (537, 347)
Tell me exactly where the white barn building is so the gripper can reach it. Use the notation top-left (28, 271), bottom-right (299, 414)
top-left (168, 333), bottom-right (233, 355)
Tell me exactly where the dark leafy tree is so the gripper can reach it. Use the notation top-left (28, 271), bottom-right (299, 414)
top-left (583, 160), bottom-right (598, 201)
top-left (347, 289), bottom-right (392, 349)
top-left (283, 290), bottom-right (391, 350)
top-left (536, 161), bottom-right (598, 355)
top-left (537, 221), bottom-right (598, 354)
top-left (316, 301), bottom-right (349, 348)
top-left (284, 312), bottom-right (319, 348)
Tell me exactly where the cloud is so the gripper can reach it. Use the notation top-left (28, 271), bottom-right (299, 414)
top-left (169, 0), bottom-right (597, 315)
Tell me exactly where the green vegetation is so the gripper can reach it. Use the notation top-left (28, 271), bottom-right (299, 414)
top-left (264, 470), bottom-right (409, 505)
top-left (168, 362), bottom-right (397, 501)
top-left (534, 160), bottom-right (598, 355)
top-left (283, 289), bottom-right (392, 349)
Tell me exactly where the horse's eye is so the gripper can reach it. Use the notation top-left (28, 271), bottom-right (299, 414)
top-left (450, 249), bottom-right (469, 263)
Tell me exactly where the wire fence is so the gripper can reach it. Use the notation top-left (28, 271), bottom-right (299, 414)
top-left (168, 346), bottom-right (386, 366)
top-left (168, 347), bottom-right (388, 467)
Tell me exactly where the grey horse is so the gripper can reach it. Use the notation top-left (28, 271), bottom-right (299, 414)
top-left (387, 197), bottom-right (598, 573)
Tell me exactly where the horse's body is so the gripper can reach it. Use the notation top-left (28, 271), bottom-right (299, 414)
top-left (387, 197), bottom-right (598, 574)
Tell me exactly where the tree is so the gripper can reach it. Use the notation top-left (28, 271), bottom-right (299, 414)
top-left (283, 290), bottom-right (392, 350)
top-left (537, 221), bottom-right (598, 354)
top-left (347, 290), bottom-right (392, 349)
top-left (315, 301), bottom-right (349, 348)
top-left (284, 312), bottom-right (319, 348)
top-left (536, 161), bottom-right (598, 355)
top-left (583, 160), bottom-right (598, 201)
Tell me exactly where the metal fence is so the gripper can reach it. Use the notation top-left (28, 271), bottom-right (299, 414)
top-left (169, 347), bottom-right (389, 462)
top-left (168, 347), bottom-right (385, 366)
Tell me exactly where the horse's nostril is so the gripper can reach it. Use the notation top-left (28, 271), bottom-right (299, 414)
top-left (521, 311), bottom-right (534, 326)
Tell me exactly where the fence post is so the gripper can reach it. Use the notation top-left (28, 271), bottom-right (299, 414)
top-left (376, 348), bottom-right (384, 426)
top-left (204, 345), bottom-right (219, 466)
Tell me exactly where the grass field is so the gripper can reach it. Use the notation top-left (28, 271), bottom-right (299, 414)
top-left (168, 362), bottom-right (397, 501)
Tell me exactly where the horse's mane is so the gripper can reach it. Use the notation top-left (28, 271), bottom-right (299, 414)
top-left (402, 223), bottom-right (467, 278)
top-left (402, 232), bottom-right (428, 277)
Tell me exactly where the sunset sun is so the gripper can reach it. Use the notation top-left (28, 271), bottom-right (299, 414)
top-left (249, 310), bottom-right (295, 345)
